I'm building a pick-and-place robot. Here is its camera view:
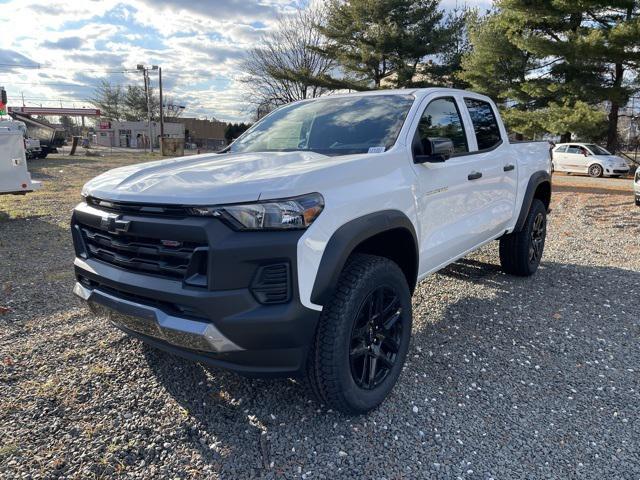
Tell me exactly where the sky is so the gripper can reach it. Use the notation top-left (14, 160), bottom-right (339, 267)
top-left (0, 0), bottom-right (492, 123)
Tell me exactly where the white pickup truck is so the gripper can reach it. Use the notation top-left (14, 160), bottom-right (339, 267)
top-left (71, 88), bottom-right (551, 414)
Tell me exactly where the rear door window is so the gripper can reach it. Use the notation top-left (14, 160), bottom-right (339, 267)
top-left (464, 98), bottom-right (502, 151)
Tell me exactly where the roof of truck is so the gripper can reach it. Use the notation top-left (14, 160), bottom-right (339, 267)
top-left (322, 87), bottom-right (485, 96)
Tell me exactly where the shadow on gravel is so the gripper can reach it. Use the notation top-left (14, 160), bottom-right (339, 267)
top-left (140, 257), bottom-right (640, 477)
top-left (142, 345), bottom-right (306, 470)
top-left (552, 184), bottom-right (631, 195)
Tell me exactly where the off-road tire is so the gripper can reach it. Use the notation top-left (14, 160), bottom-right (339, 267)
top-left (499, 199), bottom-right (547, 277)
top-left (307, 254), bottom-right (412, 415)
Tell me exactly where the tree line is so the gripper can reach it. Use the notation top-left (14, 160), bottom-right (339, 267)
top-left (90, 80), bottom-right (182, 123)
top-left (242, 0), bottom-right (640, 150)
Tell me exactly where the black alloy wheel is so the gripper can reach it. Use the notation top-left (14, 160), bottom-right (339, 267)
top-left (529, 212), bottom-right (546, 265)
top-left (349, 286), bottom-right (403, 390)
top-left (306, 254), bottom-right (412, 414)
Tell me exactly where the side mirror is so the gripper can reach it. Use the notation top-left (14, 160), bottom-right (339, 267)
top-left (414, 137), bottom-right (455, 164)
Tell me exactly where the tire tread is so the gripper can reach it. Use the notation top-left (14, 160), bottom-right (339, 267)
top-left (307, 254), bottom-right (407, 414)
top-left (499, 199), bottom-right (546, 277)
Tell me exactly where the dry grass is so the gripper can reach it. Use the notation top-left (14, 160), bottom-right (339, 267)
top-left (0, 151), bottom-right (163, 225)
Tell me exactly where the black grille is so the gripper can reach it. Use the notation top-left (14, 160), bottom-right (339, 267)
top-left (251, 263), bottom-right (291, 304)
top-left (86, 196), bottom-right (190, 217)
top-left (80, 225), bottom-right (207, 281)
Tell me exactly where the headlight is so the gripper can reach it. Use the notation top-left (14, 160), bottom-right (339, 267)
top-left (189, 193), bottom-right (324, 230)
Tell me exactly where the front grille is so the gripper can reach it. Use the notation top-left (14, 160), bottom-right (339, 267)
top-left (86, 196), bottom-right (190, 217)
top-left (79, 224), bottom-right (207, 282)
top-left (250, 263), bottom-right (291, 304)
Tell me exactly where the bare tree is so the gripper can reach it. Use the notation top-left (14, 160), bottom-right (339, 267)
top-left (90, 80), bottom-right (125, 121)
top-left (241, 4), bottom-right (334, 117)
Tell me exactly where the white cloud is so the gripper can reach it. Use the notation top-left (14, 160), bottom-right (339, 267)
top-left (2, 0), bottom-right (493, 122)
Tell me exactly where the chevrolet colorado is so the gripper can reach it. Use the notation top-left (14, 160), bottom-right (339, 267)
top-left (71, 88), bottom-right (551, 414)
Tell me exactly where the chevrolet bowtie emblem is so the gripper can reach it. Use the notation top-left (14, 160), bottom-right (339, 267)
top-left (100, 214), bottom-right (131, 234)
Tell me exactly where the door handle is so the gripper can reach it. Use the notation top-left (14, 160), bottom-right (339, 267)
top-left (468, 171), bottom-right (483, 181)
top-left (504, 164), bottom-right (515, 172)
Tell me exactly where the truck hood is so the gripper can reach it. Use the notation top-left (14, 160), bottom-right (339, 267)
top-left (82, 150), bottom-right (375, 205)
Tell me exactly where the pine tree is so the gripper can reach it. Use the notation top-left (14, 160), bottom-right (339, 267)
top-left (316, 0), bottom-right (450, 89)
top-left (497, 0), bottom-right (640, 149)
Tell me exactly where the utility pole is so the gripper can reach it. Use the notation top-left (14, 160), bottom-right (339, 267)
top-left (137, 64), bottom-right (159, 153)
top-left (159, 67), bottom-right (164, 155)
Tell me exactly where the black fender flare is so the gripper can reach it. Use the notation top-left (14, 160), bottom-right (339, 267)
top-left (310, 210), bottom-right (418, 306)
top-left (514, 170), bottom-right (551, 232)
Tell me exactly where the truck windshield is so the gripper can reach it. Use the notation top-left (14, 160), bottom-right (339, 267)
top-left (229, 94), bottom-right (414, 156)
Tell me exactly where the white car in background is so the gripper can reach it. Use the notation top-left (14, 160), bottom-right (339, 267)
top-left (552, 143), bottom-right (630, 178)
top-left (634, 169), bottom-right (640, 206)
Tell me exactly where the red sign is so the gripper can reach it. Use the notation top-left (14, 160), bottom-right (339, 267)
top-left (0, 102), bottom-right (6, 115)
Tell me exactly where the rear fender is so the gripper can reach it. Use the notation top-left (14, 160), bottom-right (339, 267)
top-left (514, 171), bottom-right (551, 232)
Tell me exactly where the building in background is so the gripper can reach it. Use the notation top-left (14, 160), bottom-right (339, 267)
top-left (95, 121), bottom-right (185, 149)
top-left (175, 117), bottom-right (227, 150)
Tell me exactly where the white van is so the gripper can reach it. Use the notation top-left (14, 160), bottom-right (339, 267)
top-left (552, 143), bottom-right (630, 177)
top-left (0, 120), bottom-right (42, 195)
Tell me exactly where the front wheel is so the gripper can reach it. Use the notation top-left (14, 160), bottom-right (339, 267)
top-left (307, 254), bottom-right (412, 415)
top-left (499, 199), bottom-right (547, 277)
top-left (589, 164), bottom-right (603, 178)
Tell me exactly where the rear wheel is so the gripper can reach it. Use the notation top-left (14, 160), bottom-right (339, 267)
top-left (307, 254), bottom-right (412, 415)
top-left (589, 164), bottom-right (603, 178)
top-left (499, 199), bottom-right (547, 277)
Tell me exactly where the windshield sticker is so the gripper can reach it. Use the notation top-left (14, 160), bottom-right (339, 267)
top-left (368, 146), bottom-right (386, 154)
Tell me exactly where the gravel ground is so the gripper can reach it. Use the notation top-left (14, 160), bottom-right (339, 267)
top-left (1, 155), bottom-right (640, 479)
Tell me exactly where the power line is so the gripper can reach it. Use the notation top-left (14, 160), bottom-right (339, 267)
top-left (6, 81), bottom-right (145, 88)
top-left (0, 63), bottom-right (143, 74)
top-left (0, 62), bottom-right (41, 68)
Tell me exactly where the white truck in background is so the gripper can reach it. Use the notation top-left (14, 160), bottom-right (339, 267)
top-left (0, 120), bottom-right (42, 195)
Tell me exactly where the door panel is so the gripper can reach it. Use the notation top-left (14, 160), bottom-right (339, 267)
top-left (565, 145), bottom-right (588, 173)
top-left (410, 95), bottom-right (515, 275)
top-left (462, 98), bottom-right (516, 238)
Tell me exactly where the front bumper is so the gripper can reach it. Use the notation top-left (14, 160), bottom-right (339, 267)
top-left (71, 202), bottom-right (321, 377)
top-left (74, 282), bottom-right (243, 353)
top-left (604, 166), bottom-right (630, 175)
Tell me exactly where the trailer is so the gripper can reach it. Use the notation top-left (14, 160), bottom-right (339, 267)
top-left (0, 121), bottom-right (42, 195)
top-left (9, 112), bottom-right (65, 159)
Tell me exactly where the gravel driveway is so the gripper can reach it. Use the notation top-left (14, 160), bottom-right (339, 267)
top-left (1, 155), bottom-right (639, 479)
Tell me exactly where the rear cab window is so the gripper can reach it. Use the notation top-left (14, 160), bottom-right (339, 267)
top-left (464, 98), bottom-right (503, 151)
